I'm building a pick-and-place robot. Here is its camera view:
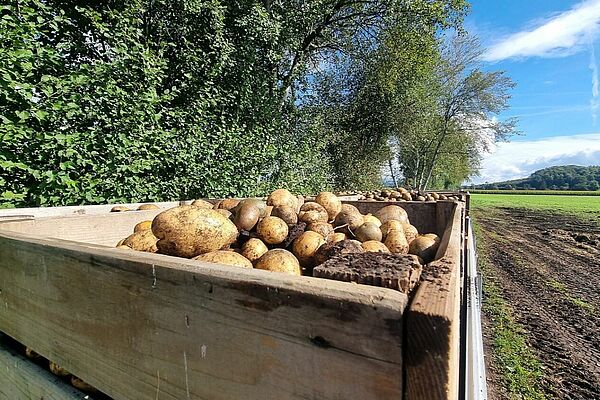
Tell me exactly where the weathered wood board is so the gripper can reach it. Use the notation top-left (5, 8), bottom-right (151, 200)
top-left (0, 231), bottom-right (408, 400)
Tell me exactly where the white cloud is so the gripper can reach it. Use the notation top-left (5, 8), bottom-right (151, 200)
top-left (483, 0), bottom-right (600, 61)
top-left (470, 133), bottom-right (600, 184)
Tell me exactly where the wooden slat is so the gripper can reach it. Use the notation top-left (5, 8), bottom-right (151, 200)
top-left (0, 231), bottom-right (407, 400)
top-left (0, 333), bottom-right (89, 400)
top-left (404, 202), bottom-right (463, 400)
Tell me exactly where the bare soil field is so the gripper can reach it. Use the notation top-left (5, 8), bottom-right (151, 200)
top-left (474, 207), bottom-right (600, 400)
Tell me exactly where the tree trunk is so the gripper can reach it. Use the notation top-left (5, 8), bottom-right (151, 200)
top-left (388, 159), bottom-right (398, 188)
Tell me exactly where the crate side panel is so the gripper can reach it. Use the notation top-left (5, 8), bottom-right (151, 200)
top-left (404, 203), bottom-right (463, 400)
top-left (0, 234), bottom-right (406, 400)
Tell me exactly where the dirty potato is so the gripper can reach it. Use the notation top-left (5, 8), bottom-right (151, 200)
top-left (194, 250), bottom-right (253, 269)
top-left (255, 249), bottom-right (301, 275)
top-left (152, 205), bottom-right (238, 258)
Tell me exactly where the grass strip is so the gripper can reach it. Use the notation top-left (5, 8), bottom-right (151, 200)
top-left (473, 220), bottom-right (548, 400)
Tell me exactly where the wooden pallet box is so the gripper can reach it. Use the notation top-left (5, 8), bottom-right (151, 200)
top-left (0, 200), bottom-right (463, 400)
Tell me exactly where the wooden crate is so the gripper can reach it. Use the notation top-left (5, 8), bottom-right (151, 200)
top-left (0, 200), bottom-right (463, 400)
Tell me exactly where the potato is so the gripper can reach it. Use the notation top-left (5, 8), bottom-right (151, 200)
top-left (49, 361), bottom-right (70, 377)
top-left (255, 249), bottom-right (301, 275)
top-left (292, 231), bottom-right (326, 267)
top-left (315, 192), bottom-right (342, 221)
top-left (267, 189), bottom-right (298, 211)
top-left (217, 198), bottom-right (240, 211)
top-left (333, 204), bottom-right (364, 233)
top-left (134, 220), bottom-right (152, 233)
top-left (328, 232), bottom-right (346, 243)
top-left (271, 205), bottom-right (298, 225)
top-left (384, 229), bottom-right (409, 254)
top-left (111, 206), bottom-right (130, 212)
top-left (116, 238), bottom-right (125, 247)
top-left (152, 205), bottom-right (238, 258)
top-left (409, 235), bottom-right (440, 263)
top-left (403, 223), bottom-right (419, 243)
top-left (363, 214), bottom-right (382, 227)
top-left (256, 216), bottom-right (289, 245)
top-left (235, 199), bottom-right (269, 217)
top-left (375, 205), bottom-right (409, 224)
top-left (362, 241), bottom-right (389, 253)
top-left (381, 220), bottom-right (403, 239)
top-left (71, 376), bottom-right (98, 393)
top-left (215, 209), bottom-right (232, 219)
top-left (122, 230), bottom-right (158, 253)
top-left (423, 233), bottom-right (441, 244)
top-left (298, 202), bottom-right (328, 224)
top-left (355, 222), bottom-right (382, 242)
top-left (194, 250), bottom-right (253, 269)
top-left (307, 221), bottom-right (334, 239)
top-left (191, 199), bottom-right (214, 209)
top-left (25, 347), bottom-right (43, 362)
top-left (137, 204), bottom-right (159, 211)
top-left (241, 238), bottom-right (269, 263)
top-left (314, 239), bottom-right (364, 265)
top-left (233, 202), bottom-right (261, 231)
top-left (116, 245), bottom-right (132, 250)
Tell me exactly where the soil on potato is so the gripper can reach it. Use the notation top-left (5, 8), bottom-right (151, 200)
top-left (474, 207), bottom-right (600, 400)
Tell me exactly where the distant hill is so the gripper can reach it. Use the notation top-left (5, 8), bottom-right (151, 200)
top-left (468, 165), bottom-right (600, 191)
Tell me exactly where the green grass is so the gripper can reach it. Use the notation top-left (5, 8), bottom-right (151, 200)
top-left (468, 189), bottom-right (600, 196)
top-left (473, 221), bottom-right (548, 399)
top-left (471, 193), bottom-right (600, 220)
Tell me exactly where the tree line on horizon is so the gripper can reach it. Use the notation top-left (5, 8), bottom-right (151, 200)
top-left (1, 0), bottom-right (517, 208)
top-left (469, 165), bottom-right (600, 191)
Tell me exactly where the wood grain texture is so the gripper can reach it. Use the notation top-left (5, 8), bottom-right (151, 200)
top-left (0, 333), bottom-right (89, 400)
top-left (404, 203), bottom-right (463, 400)
top-left (0, 230), bottom-right (407, 400)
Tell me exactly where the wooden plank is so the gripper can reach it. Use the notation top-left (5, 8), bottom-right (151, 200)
top-left (0, 201), bottom-right (187, 219)
top-left (0, 210), bottom-right (166, 247)
top-left (404, 203), bottom-right (463, 400)
top-left (0, 333), bottom-right (89, 400)
top-left (0, 231), bottom-right (407, 400)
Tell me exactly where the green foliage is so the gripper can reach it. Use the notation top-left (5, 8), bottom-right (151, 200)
top-left (1, 0), bottom-right (472, 207)
top-left (471, 165), bottom-right (600, 191)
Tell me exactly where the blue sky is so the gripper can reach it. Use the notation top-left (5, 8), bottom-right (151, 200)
top-left (467, 0), bottom-right (600, 183)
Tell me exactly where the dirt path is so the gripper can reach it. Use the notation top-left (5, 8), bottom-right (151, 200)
top-left (474, 207), bottom-right (600, 400)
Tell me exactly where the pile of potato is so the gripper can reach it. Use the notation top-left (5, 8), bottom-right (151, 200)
top-left (338, 188), bottom-right (462, 202)
top-left (115, 189), bottom-right (441, 276)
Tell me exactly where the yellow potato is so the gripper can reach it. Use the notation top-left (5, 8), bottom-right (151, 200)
top-left (241, 238), bottom-right (269, 263)
top-left (362, 240), bottom-right (389, 253)
top-left (403, 223), bottom-right (419, 243)
top-left (255, 249), bottom-right (301, 275)
top-left (194, 250), bottom-right (253, 269)
top-left (384, 229), bottom-right (409, 254)
top-left (152, 205), bottom-right (238, 258)
top-left (110, 205), bottom-right (130, 212)
top-left (137, 204), bottom-right (159, 211)
top-left (216, 198), bottom-right (241, 211)
top-left (354, 222), bottom-right (383, 242)
top-left (256, 216), bottom-right (289, 245)
top-left (333, 204), bottom-right (364, 232)
top-left (315, 192), bottom-right (342, 221)
top-left (292, 231), bottom-right (326, 267)
top-left (375, 205), bottom-right (409, 224)
top-left (306, 221), bottom-right (334, 239)
top-left (298, 202), bottom-right (329, 224)
top-left (380, 220), bottom-right (403, 239)
top-left (122, 230), bottom-right (158, 253)
top-left (49, 361), bottom-right (70, 377)
top-left (233, 202), bottom-right (261, 231)
top-left (71, 376), bottom-right (98, 393)
top-left (410, 235), bottom-right (440, 263)
top-left (362, 214), bottom-right (382, 227)
top-left (328, 232), bottom-right (347, 243)
top-left (134, 220), bottom-right (152, 233)
top-left (271, 205), bottom-right (298, 225)
top-left (267, 189), bottom-right (298, 210)
top-left (191, 199), bottom-right (214, 209)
